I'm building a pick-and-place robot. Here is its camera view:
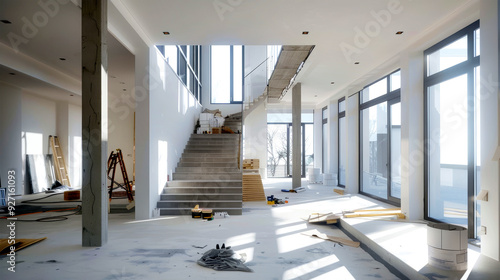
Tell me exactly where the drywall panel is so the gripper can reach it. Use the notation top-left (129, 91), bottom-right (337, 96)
top-left (21, 92), bottom-right (56, 194)
top-left (68, 104), bottom-right (82, 188)
top-left (244, 102), bottom-right (267, 178)
top-left (0, 82), bottom-right (23, 194)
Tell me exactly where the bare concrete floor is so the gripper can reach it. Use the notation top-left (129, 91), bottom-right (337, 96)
top-left (1, 178), bottom-right (400, 280)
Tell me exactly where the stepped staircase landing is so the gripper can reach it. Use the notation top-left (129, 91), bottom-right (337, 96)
top-left (157, 132), bottom-right (243, 215)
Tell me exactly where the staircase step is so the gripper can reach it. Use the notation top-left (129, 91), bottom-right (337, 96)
top-left (188, 140), bottom-right (239, 145)
top-left (175, 167), bottom-right (239, 173)
top-left (159, 207), bottom-right (242, 216)
top-left (190, 134), bottom-right (240, 139)
top-left (183, 149), bottom-right (236, 154)
top-left (182, 153), bottom-right (237, 158)
top-left (164, 185), bottom-right (242, 193)
top-left (185, 144), bottom-right (238, 150)
top-left (173, 173), bottom-right (242, 180)
top-left (180, 157), bottom-right (237, 163)
top-left (157, 200), bottom-right (242, 209)
top-left (177, 162), bottom-right (237, 168)
top-left (161, 193), bottom-right (242, 200)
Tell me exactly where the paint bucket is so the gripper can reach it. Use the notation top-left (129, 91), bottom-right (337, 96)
top-left (427, 223), bottom-right (467, 270)
top-left (202, 209), bottom-right (213, 219)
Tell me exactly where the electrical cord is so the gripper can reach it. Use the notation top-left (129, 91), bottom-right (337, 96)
top-left (0, 206), bottom-right (82, 222)
top-left (21, 192), bottom-right (82, 204)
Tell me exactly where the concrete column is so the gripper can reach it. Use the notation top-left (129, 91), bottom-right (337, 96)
top-left (82, 0), bottom-right (108, 247)
top-left (480, 0), bottom-right (500, 261)
top-left (292, 83), bottom-right (301, 188)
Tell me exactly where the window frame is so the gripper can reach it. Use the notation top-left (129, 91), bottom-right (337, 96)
top-left (210, 45), bottom-right (244, 104)
top-left (423, 20), bottom-right (480, 239)
top-left (338, 97), bottom-right (346, 188)
top-left (322, 106), bottom-right (328, 173)
top-left (358, 69), bottom-right (401, 206)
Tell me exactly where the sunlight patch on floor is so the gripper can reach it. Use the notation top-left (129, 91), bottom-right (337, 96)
top-left (282, 254), bottom-right (340, 280)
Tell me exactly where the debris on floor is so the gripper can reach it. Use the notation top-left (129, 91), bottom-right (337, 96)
top-left (334, 188), bottom-right (344, 195)
top-left (0, 238), bottom-right (47, 255)
top-left (197, 243), bottom-right (252, 272)
top-left (305, 213), bottom-right (341, 224)
top-left (343, 208), bottom-right (405, 219)
top-left (281, 187), bottom-right (306, 193)
top-left (266, 195), bottom-right (287, 205)
top-left (302, 230), bottom-right (360, 248)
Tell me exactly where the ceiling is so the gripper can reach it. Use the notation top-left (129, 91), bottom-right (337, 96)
top-left (0, 0), bottom-right (472, 106)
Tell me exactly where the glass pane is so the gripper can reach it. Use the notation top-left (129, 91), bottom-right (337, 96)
top-left (428, 74), bottom-right (468, 226)
top-left (164, 45), bottom-right (177, 74)
top-left (267, 124), bottom-right (288, 177)
top-left (339, 117), bottom-right (346, 186)
top-left (322, 108), bottom-right (328, 119)
top-left (361, 102), bottom-right (388, 199)
top-left (390, 102), bottom-right (401, 199)
top-left (390, 71), bottom-right (401, 91)
top-left (233, 45), bottom-right (243, 102)
top-left (339, 100), bottom-right (346, 113)
top-left (361, 78), bottom-right (387, 103)
top-left (267, 113), bottom-right (313, 123)
top-left (178, 51), bottom-right (187, 85)
top-left (428, 35), bottom-right (468, 76)
top-left (474, 29), bottom-right (480, 57)
top-left (475, 66), bottom-right (481, 237)
top-left (322, 122), bottom-right (328, 173)
top-left (289, 126), bottom-right (293, 176)
top-left (211, 45), bottom-right (231, 103)
top-left (305, 124), bottom-right (314, 172)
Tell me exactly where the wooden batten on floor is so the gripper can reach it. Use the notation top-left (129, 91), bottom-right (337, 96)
top-left (242, 173), bottom-right (266, 202)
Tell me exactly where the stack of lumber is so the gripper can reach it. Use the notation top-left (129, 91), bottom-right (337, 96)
top-left (242, 159), bottom-right (259, 170)
top-left (242, 173), bottom-right (266, 201)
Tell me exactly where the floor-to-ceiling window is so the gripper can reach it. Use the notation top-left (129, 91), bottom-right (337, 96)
top-left (322, 107), bottom-right (328, 173)
top-left (267, 113), bottom-right (313, 178)
top-left (359, 70), bottom-right (401, 205)
top-left (424, 21), bottom-right (480, 238)
top-left (156, 45), bottom-right (202, 102)
top-left (211, 45), bottom-right (243, 104)
top-left (338, 98), bottom-right (346, 187)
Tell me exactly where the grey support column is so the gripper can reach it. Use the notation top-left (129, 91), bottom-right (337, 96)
top-left (292, 83), bottom-right (301, 189)
top-left (82, 0), bottom-right (108, 247)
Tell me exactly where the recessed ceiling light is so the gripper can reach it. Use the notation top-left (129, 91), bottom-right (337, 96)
top-left (354, 62), bottom-right (360, 65)
top-left (123, 89), bottom-right (126, 91)
top-left (1, 20), bottom-right (12, 24)
top-left (59, 57), bottom-right (66, 61)
top-left (314, 95), bottom-right (318, 97)
top-left (70, 94), bottom-right (74, 96)
top-left (8, 72), bottom-right (15, 75)
top-left (302, 31), bottom-right (309, 35)
top-left (119, 82), bottom-right (125, 84)
top-left (110, 75), bottom-right (116, 79)
top-left (396, 31), bottom-right (404, 35)
top-left (331, 82), bottom-right (335, 85)
top-left (163, 31), bottom-right (170, 35)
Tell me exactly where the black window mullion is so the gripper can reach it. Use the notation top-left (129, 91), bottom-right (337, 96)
top-left (467, 69), bottom-right (475, 238)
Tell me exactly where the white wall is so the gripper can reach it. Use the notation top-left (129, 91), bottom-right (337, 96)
top-left (313, 108), bottom-right (323, 171)
top-left (56, 102), bottom-right (82, 188)
top-left (244, 46), bottom-right (268, 102)
top-left (345, 93), bottom-right (359, 194)
top-left (22, 92), bottom-right (57, 193)
top-left (329, 99), bottom-right (339, 176)
top-left (0, 82), bottom-right (22, 194)
top-left (148, 47), bottom-right (203, 217)
top-left (479, 0), bottom-right (500, 261)
top-left (243, 102), bottom-right (267, 177)
top-left (108, 91), bottom-right (135, 184)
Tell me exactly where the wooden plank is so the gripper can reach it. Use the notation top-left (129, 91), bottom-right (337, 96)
top-left (302, 230), bottom-right (360, 248)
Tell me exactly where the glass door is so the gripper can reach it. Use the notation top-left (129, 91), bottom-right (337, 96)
top-left (389, 100), bottom-right (402, 201)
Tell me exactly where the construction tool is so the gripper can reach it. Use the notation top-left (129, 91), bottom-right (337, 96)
top-left (107, 149), bottom-right (135, 209)
top-left (49, 135), bottom-right (71, 187)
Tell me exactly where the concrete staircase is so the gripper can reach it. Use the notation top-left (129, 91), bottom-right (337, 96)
top-left (157, 133), bottom-right (243, 215)
top-left (243, 91), bottom-right (267, 119)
